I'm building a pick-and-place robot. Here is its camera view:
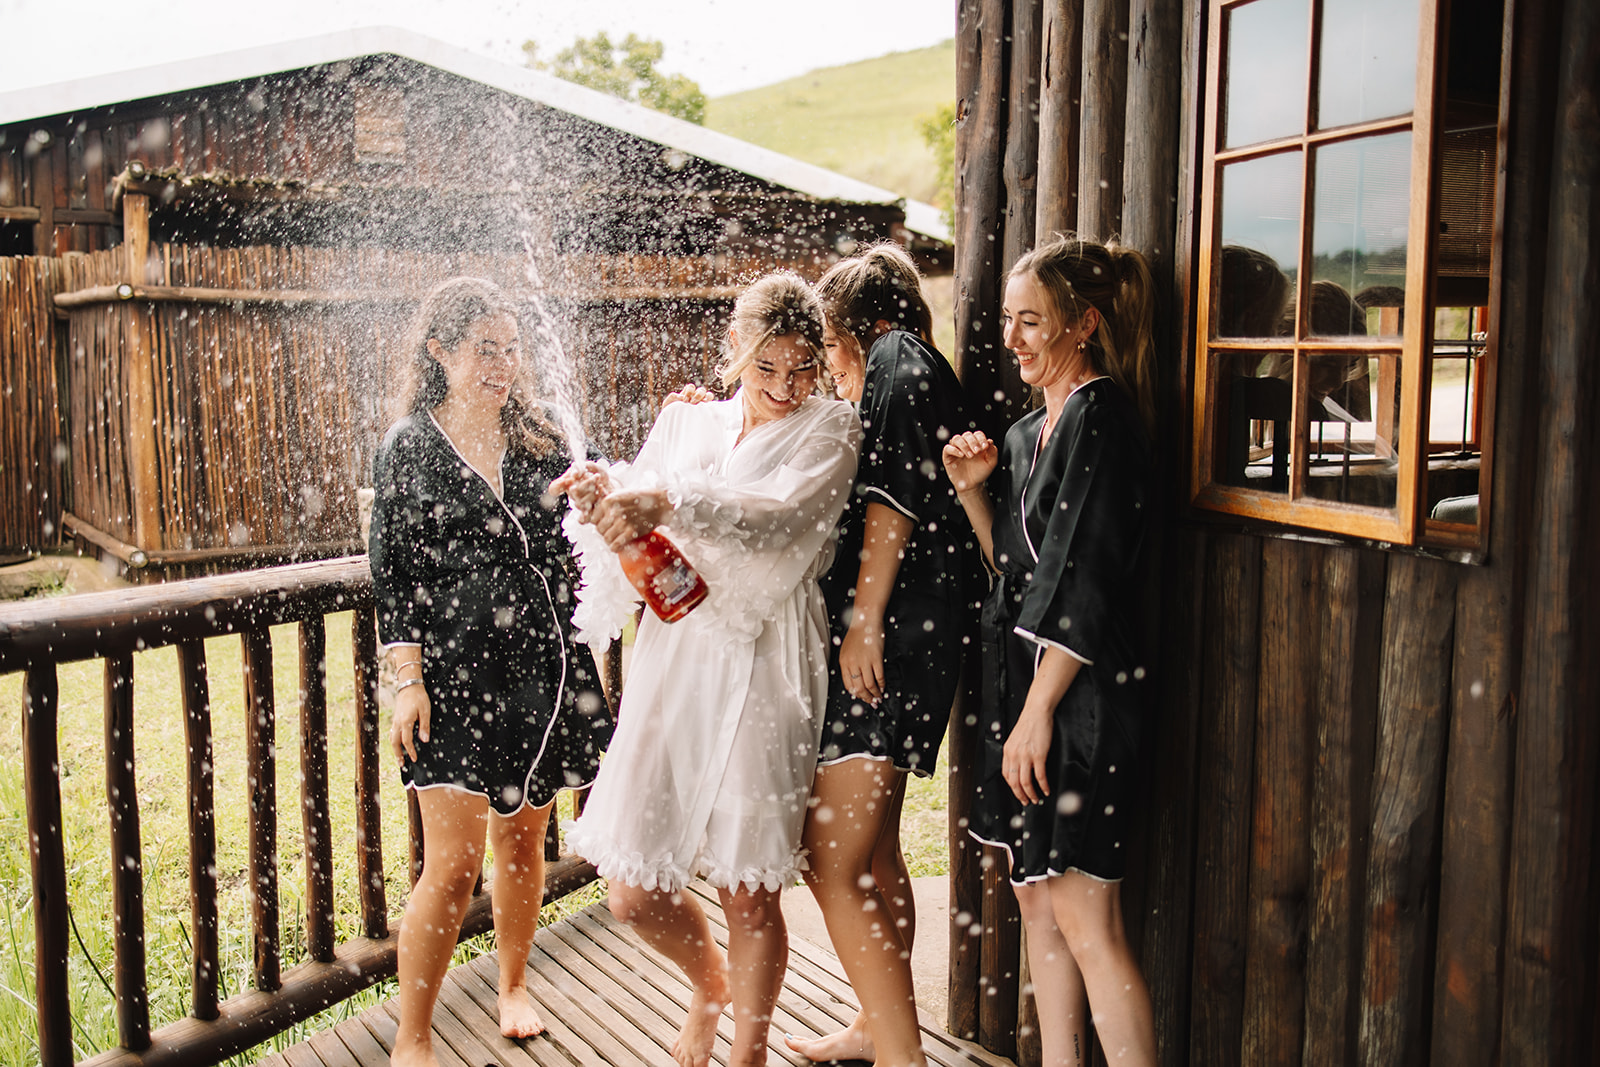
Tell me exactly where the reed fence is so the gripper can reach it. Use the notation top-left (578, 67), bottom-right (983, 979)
top-left (1, 243), bottom-right (805, 562)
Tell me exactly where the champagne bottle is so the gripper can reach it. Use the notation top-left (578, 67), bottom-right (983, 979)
top-left (618, 529), bottom-right (708, 623)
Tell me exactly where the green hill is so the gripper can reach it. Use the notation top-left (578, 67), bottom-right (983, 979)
top-left (705, 40), bottom-right (956, 206)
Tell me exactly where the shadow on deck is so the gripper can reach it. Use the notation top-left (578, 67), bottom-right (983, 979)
top-left (259, 882), bottom-right (1011, 1067)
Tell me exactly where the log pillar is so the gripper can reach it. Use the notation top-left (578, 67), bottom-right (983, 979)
top-left (121, 192), bottom-right (162, 552)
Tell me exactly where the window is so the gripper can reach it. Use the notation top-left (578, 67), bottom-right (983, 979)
top-left (1190, 0), bottom-right (1504, 549)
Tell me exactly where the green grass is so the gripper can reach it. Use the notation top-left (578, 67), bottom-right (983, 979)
top-left (705, 40), bottom-right (956, 207)
top-left (0, 600), bottom-right (951, 1063)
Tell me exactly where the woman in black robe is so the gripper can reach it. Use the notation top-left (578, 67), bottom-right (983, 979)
top-left (788, 244), bottom-right (977, 1067)
top-left (943, 236), bottom-right (1159, 1067)
top-left (368, 277), bottom-right (611, 1067)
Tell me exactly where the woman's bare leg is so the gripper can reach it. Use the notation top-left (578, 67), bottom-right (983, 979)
top-left (487, 799), bottom-right (554, 1038)
top-left (786, 759), bottom-right (925, 1066)
top-left (609, 882), bottom-right (730, 1067)
top-left (873, 776), bottom-right (915, 947)
top-left (719, 885), bottom-right (791, 1067)
top-left (1014, 880), bottom-right (1090, 1066)
top-left (1047, 873), bottom-right (1156, 1067)
top-left (391, 788), bottom-right (489, 1067)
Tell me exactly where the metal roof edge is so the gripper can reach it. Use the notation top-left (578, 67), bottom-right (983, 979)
top-left (0, 26), bottom-right (951, 244)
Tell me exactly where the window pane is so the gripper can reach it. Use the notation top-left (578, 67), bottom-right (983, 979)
top-left (1217, 151), bottom-right (1302, 338)
top-left (1213, 350), bottom-right (1292, 496)
top-left (1303, 351), bottom-right (1399, 508)
top-left (1311, 132), bottom-right (1412, 339)
top-left (1428, 309), bottom-right (1484, 448)
top-left (1225, 0), bottom-right (1310, 148)
top-left (1318, 0), bottom-right (1419, 130)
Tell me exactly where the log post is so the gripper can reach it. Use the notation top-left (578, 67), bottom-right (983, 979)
top-left (1077, 0), bottom-right (1130, 240)
top-left (352, 607), bottom-right (389, 940)
top-left (1004, 0), bottom-right (1045, 271)
top-left (1121, 0), bottom-right (1183, 277)
top-left (1502, 0), bottom-right (1600, 1057)
top-left (1036, 0), bottom-right (1083, 240)
top-left (105, 653), bottom-right (152, 1051)
top-left (121, 192), bottom-right (162, 552)
top-left (178, 639), bottom-right (221, 1019)
top-left (24, 664), bottom-right (71, 1067)
top-left (954, 0), bottom-right (1017, 438)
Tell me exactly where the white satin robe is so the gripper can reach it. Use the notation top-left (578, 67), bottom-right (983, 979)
top-left (563, 392), bottom-right (861, 893)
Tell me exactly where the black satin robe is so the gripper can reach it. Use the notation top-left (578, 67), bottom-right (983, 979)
top-left (368, 413), bottom-right (611, 814)
top-left (817, 330), bottom-right (980, 776)
top-left (972, 377), bottom-right (1151, 882)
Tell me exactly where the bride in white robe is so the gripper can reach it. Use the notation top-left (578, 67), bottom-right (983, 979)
top-left (554, 274), bottom-right (860, 1067)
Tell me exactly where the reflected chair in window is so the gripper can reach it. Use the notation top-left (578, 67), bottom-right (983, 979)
top-left (1223, 373), bottom-right (1291, 492)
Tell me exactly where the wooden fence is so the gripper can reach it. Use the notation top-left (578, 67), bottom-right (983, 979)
top-left (0, 239), bottom-right (812, 561)
top-left (0, 255), bottom-right (67, 554)
top-left (0, 557), bottom-right (603, 1067)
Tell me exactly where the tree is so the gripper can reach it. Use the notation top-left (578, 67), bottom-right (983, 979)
top-left (919, 103), bottom-right (957, 229)
top-left (523, 32), bottom-right (707, 126)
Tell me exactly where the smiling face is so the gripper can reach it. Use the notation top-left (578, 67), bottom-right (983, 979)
top-left (431, 312), bottom-right (520, 412)
top-left (822, 322), bottom-right (866, 402)
top-left (740, 332), bottom-right (820, 429)
top-left (1001, 271), bottom-right (1099, 394)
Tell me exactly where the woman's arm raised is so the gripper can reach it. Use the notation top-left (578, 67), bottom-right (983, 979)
top-left (942, 431), bottom-right (999, 569)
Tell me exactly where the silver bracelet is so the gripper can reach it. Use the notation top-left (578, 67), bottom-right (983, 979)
top-left (395, 677), bottom-right (426, 693)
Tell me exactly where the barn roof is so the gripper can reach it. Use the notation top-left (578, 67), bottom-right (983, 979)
top-left (0, 25), bottom-right (950, 245)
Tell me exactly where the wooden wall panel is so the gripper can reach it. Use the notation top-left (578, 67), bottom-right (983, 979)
top-left (1302, 548), bottom-right (1385, 1067)
top-left (1138, 528), bottom-right (1207, 1067)
top-left (1187, 532), bottom-right (1261, 1064)
top-left (1432, 0), bottom-right (1553, 1058)
top-left (1239, 538), bottom-right (1318, 1066)
top-left (1357, 555), bottom-right (1458, 1066)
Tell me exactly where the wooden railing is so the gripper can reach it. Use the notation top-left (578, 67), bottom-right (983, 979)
top-left (0, 557), bottom-right (601, 1067)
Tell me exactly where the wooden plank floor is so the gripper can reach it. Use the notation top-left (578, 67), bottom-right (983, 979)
top-left (259, 882), bottom-right (1013, 1067)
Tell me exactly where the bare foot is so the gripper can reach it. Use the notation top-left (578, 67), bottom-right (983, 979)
top-left (672, 984), bottom-right (728, 1067)
top-left (785, 1018), bottom-right (875, 1064)
top-left (498, 984), bottom-right (546, 1039)
top-left (388, 1037), bottom-right (441, 1067)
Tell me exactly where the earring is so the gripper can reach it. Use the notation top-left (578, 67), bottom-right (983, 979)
top-left (1077, 339), bottom-right (1087, 351)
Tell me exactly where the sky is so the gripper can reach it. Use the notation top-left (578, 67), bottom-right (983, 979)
top-left (0, 0), bottom-right (955, 99)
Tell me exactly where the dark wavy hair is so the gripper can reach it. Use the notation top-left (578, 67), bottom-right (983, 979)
top-left (813, 241), bottom-right (936, 352)
top-left (392, 277), bottom-right (560, 457)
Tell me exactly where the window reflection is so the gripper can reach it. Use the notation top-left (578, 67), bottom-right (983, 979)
top-left (1301, 351), bottom-right (1398, 508)
top-left (1312, 133), bottom-right (1412, 339)
top-left (1224, 0), bottom-right (1309, 149)
top-left (1215, 350), bottom-right (1291, 495)
top-left (1317, 0), bottom-right (1419, 130)
top-left (1216, 152), bottom-right (1301, 338)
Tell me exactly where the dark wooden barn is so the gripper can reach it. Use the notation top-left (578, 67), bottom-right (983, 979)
top-left (0, 28), bottom-right (949, 567)
top-left (945, 0), bottom-right (1600, 1064)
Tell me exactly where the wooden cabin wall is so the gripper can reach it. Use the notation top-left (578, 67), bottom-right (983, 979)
top-left (951, 0), bottom-right (1600, 1064)
top-left (0, 61), bottom-right (914, 263)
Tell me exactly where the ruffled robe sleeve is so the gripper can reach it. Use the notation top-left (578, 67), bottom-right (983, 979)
top-left (564, 396), bottom-right (861, 647)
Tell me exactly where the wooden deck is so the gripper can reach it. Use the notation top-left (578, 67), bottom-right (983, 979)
top-left (258, 882), bottom-right (1012, 1067)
